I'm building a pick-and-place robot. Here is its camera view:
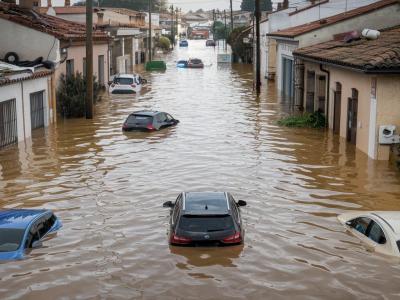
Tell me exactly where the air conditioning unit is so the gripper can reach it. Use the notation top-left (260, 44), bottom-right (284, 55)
top-left (379, 125), bottom-right (400, 144)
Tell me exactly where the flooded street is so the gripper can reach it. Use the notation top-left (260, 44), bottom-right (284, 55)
top-left (1, 40), bottom-right (400, 299)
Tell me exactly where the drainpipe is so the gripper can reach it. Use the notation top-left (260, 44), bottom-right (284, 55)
top-left (320, 64), bottom-right (330, 128)
top-left (21, 81), bottom-right (27, 140)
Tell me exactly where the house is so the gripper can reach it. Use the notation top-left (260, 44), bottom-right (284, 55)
top-left (293, 26), bottom-right (400, 161)
top-left (40, 4), bottom-right (151, 75)
top-left (267, 0), bottom-right (400, 98)
top-left (0, 62), bottom-right (54, 149)
top-left (260, 0), bottom-right (382, 82)
top-left (0, 1), bottom-right (110, 88)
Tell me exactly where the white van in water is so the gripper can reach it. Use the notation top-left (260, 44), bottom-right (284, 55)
top-left (109, 74), bottom-right (146, 94)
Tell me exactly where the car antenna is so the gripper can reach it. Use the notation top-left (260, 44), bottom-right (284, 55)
top-left (205, 205), bottom-right (208, 210)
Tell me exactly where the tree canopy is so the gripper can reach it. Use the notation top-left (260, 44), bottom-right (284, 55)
top-left (240, 0), bottom-right (272, 12)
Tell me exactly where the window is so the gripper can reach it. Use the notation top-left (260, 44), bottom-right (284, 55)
top-left (368, 221), bottom-right (386, 244)
top-left (349, 217), bottom-right (371, 235)
top-left (178, 215), bottom-right (234, 232)
top-left (166, 114), bottom-right (174, 122)
top-left (126, 115), bottom-right (153, 126)
top-left (66, 59), bottom-right (74, 77)
top-left (0, 228), bottom-right (25, 252)
top-left (172, 195), bottom-right (182, 225)
top-left (113, 77), bottom-right (133, 85)
top-left (0, 99), bottom-right (17, 148)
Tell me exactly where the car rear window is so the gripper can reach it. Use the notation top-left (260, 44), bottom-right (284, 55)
top-left (191, 59), bottom-right (202, 64)
top-left (0, 228), bottom-right (25, 252)
top-left (113, 77), bottom-right (133, 85)
top-left (178, 215), bottom-right (234, 232)
top-left (126, 115), bottom-right (153, 126)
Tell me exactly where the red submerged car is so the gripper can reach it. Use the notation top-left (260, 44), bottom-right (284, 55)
top-left (187, 58), bottom-right (204, 69)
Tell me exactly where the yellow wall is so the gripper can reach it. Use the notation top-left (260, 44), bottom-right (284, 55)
top-left (376, 76), bottom-right (400, 160)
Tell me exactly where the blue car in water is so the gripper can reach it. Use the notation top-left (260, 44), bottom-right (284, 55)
top-left (176, 60), bottom-right (188, 68)
top-left (179, 40), bottom-right (188, 47)
top-left (0, 209), bottom-right (62, 260)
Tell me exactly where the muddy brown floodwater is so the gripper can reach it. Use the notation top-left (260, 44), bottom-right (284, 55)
top-left (1, 40), bottom-right (400, 299)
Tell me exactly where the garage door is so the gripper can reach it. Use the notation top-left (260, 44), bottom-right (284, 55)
top-left (30, 91), bottom-right (45, 130)
top-left (0, 99), bottom-right (18, 148)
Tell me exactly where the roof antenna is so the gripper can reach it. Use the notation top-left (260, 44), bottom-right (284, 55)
top-left (205, 205), bottom-right (208, 210)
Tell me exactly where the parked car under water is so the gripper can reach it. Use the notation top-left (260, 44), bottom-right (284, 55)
top-left (187, 58), bottom-right (204, 69)
top-left (206, 39), bottom-right (216, 47)
top-left (163, 192), bottom-right (247, 246)
top-left (176, 60), bottom-right (188, 68)
top-left (338, 211), bottom-right (400, 257)
top-left (109, 74), bottom-right (146, 94)
top-left (0, 209), bottom-right (62, 260)
top-left (122, 111), bottom-right (179, 132)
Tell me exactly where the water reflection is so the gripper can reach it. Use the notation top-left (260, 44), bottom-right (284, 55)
top-left (171, 245), bottom-right (243, 268)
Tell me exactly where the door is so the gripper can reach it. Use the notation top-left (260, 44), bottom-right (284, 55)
top-left (98, 55), bottom-right (104, 86)
top-left (282, 57), bottom-right (294, 98)
top-left (0, 99), bottom-right (17, 148)
top-left (333, 83), bottom-right (342, 135)
top-left (30, 91), bottom-right (45, 130)
top-left (347, 89), bottom-right (358, 145)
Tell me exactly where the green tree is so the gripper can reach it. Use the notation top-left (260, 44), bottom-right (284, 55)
top-left (157, 36), bottom-right (171, 50)
top-left (240, 0), bottom-right (272, 12)
top-left (211, 21), bottom-right (229, 40)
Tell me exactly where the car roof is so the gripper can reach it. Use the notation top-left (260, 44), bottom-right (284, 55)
top-left (183, 192), bottom-right (229, 215)
top-left (0, 209), bottom-right (49, 229)
top-left (130, 110), bottom-right (160, 117)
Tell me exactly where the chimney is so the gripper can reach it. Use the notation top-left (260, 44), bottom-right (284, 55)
top-left (65, 0), bottom-right (70, 6)
top-left (283, 0), bottom-right (289, 9)
top-left (48, 0), bottom-right (52, 7)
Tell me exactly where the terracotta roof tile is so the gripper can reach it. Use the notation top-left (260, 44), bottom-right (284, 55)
top-left (268, 0), bottom-right (399, 38)
top-left (293, 26), bottom-right (400, 72)
top-left (0, 69), bottom-right (53, 87)
top-left (0, 2), bottom-right (109, 42)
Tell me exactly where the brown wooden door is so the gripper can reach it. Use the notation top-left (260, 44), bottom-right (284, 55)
top-left (347, 97), bottom-right (358, 145)
top-left (333, 90), bottom-right (341, 135)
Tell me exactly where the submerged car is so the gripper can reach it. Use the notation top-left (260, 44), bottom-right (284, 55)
top-left (179, 40), bottom-right (188, 47)
top-left (0, 209), bottom-right (62, 260)
top-left (122, 110), bottom-right (179, 131)
top-left (338, 211), bottom-right (400, 257)
top-left (187, 58), bottom-right (204, 69)
top-left (206, 39), bottom-right (216, 46)
top-left (163, 192), bottom-right (247, 246)
top-left (176, 60), bottom-right (188, 68)
top-left (109, 74), bottom-right (146, 94)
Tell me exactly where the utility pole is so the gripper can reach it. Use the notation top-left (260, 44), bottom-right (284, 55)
top-left (255, 0), bottom-right (261, 93)
top-left (230, 0), bottom-right (233, 31)
top-left (224, 9), bottom-right (227, 50)
top-left (85, 0), bottom-right (93, 119)
top-left (175, 7), bottom-right (179, 41)
top-left (170, 5), bottom-right (174, 49)
top-left (148, 0), bottom-right (152, 61)
top-left (212, 9), bottom-right (215, 41)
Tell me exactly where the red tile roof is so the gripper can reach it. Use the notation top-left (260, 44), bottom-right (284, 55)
top-left (293, 26), bottom-right (400, 73)
top-left (0, 69), bottom-right (53, 87)
top-left (0, 2), bottom-right (109, 42)
top-left (268, 0), bottom-right (399, 38)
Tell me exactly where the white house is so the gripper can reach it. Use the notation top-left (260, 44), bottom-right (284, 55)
top-left (259, 0), bottom-right (381, 82)
top-left (0, 63), bottom-right (53, 149)
top-left (268, 0), bottom-right (400, 99)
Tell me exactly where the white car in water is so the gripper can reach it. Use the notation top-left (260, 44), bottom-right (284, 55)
top-left (109, 74), bottom-right (146, 94)
top-left (338, 211), bottom-right (400, 257)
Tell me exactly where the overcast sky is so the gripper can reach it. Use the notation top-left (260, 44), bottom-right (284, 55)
top-left (167, 0), bottom-right (242, 12)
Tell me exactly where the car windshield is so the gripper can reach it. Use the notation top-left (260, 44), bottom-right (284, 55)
top-left (0, 228), bottom-right (25, 252)
top-left (113, 77), bottom-right (133, 85)
top-left (126, 115), bottom-right (153, 126)
top-left (178, 215), bottom-right (234, 232)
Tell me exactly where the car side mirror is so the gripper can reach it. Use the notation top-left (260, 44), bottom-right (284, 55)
top-left (237, 200), bottom-right (247, 207)
top-left (175, 119), bottom-right (180, 123)
top-left (163, 201), bottom-right (174, 208)
top-left (31, 240), bottom-right (43, 249)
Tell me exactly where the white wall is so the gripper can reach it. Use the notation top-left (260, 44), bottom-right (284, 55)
top-left (0, 19), bottom-right (60, 63)
top-left (0, 76), bottom-right (51, 144)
